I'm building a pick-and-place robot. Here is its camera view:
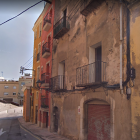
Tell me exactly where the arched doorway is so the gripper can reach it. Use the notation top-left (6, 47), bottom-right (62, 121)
top-left (85, 100), bottom-right (110, 140)
top-left (53, 106), bottom-right (59, 132)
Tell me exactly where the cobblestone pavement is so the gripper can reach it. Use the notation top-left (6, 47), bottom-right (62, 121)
top-left (18, 117), bottom-right (69, 140)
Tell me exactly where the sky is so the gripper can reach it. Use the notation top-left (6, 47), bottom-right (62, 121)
top-left (0, 0), bottom-right (45, 80)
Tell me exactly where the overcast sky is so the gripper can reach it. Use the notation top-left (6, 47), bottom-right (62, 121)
top-left (0, 0), bottom-right (44, 80)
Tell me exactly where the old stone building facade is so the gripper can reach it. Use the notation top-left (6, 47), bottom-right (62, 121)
top-left (129, 1), bottom-right (140, 139)
top-left (49, 0), bottom-right (138, 140)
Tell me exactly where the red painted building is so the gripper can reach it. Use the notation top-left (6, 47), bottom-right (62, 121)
top-left (38, 0), bottom-right (55, 130)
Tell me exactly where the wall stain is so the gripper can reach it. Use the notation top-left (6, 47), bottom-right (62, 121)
top-left (133, 116), bottom-right (140, 140)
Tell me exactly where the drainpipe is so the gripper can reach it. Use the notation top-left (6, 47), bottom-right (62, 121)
top-left (120, 0), bottom-right (123, 94)
top-left (106, 1), bottom-right (131, 89)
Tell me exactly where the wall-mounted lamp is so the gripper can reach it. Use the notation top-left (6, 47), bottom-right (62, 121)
top-left (36, 79), bottom-right (42, 88)
top-left (126, 86), bottom-right (131, 100)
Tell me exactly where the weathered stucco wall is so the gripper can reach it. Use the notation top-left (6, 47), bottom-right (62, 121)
top-left (130, 2), bottom-right (140, 140)
top-left (52, 89), bottom-right (131, 140)
top-left (52, 0), bottom-right (131, 140)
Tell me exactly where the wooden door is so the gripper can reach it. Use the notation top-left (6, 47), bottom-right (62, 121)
top-left (95, 46), bottom-right (101, 82)
top-left (46, 112), bottom-right (48, 127)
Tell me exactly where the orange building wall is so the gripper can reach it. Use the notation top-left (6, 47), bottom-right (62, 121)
top-left (32, 13), bottom-right (43, 124)
top-left (23, 88), bottom-right (30, 122)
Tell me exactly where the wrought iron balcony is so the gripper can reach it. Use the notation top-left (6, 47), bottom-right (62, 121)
top-left (80, 0), bottom-right (104, 16)
top-left (50, 75), bottom-right (67, 92)
top-left (41, 97), bottom-right (49, 108)
top-left (37, 53), bottom-right (40, 61)
top-left (43, 13), bottom-right (52, 31)
top-left (41, 73), bottom-right (50, 87)
top-left (76, 61), bottom-right (107, 87)
top-left (53, 17), bottom-right (70, 39)
top-left (42, 42), bottom-right (51, 58)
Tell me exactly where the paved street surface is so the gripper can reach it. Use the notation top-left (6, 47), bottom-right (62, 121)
top-left (0, 103), bottom-right (69, 140)
top-left (0, 114), bottom-right (40, 140)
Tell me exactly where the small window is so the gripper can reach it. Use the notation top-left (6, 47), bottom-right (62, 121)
top-left (34, 49), bottom-right (36, 59)
top-left (4, 86), bottom-right (9, 89)
top-left (35, 30), bottom-right (37, 39)
top-left (13, 92), bottom-right (16, 95)
top-left (13, 86), bottom-right (16, 89)
top-left (39, 22), bottom-right (42, 37)
top-left (21, 82), bottom-right (25, 86)
top-left (4, 92), bottom-right (8, 95)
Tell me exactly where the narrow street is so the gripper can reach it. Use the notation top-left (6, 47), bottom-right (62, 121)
top-left (0, 117), bottom-right (40, 140)
top-left (0, 112), bottom-right (41, 140)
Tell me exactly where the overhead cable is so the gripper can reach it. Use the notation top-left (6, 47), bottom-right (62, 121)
top-left (0, 0), bottom-right (43, 26)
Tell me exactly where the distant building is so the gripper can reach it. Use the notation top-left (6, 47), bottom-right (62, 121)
top-left (0, 77), bottom-right (5, 81)
top-left (22, 83), bottom-right (32, 122)
top-left (18, 74), bottom-right (32, 105)
top-left (0, 80), bottom-right (19, 103)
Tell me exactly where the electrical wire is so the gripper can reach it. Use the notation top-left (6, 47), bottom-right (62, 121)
top-left (26, 64), bottom-right (33, 69)
top-left (25, 60), bottom-right (33, 68)
top-left (0, 0), bottom-right (43, 26)
top-left (24, 60), bottom-right (33, 67)
top-left (22, 56), bottom-right (33, 66)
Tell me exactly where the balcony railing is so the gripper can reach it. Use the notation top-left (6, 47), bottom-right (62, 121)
top-left (53, 17), bottom-right (70, 39)
top-left (41, 73), bottom-right (50, 87)
top-left (41, 97), bottom-right (49, 108)
top-left (37, 53), bottom-right (40, 61)
top-left (43, 13), bottom-right (52, 31)
top-left (80, 0), bottom-right (104, 16)
top-left (50, 75), bottom-right (66, 92)
top-left (43, 13), bottom-right (52, 26)
top-left (76, 61), bottom-right (106, 87)
top-left (42, 42), bottom-right (50, 58)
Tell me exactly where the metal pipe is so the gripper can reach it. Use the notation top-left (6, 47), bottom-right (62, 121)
top-left (120, 0), bottom-right (123, 94)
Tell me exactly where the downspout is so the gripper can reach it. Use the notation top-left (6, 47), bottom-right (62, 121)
top-left (106, 1), bottom-right (131, 89)
top-left (123, 6), bottom-right (131, 86)
top-left (120, 0), bottom-right (123, 94)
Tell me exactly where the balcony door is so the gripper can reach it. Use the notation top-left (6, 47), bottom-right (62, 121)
top-left (58, 61), bottom-right (65, 89)
top-left (95, 46), bottom-right (102, 82)
top-left (49, 9), bottom-right (52, 21)
top-left (48, 36), bottom-right (51, 50)
top-left (46, 112), bottom-right (48, 128)
top-left (35, 106), bottom-right (38, 124)
top-left (46, 63), bottom-right (50, 83)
